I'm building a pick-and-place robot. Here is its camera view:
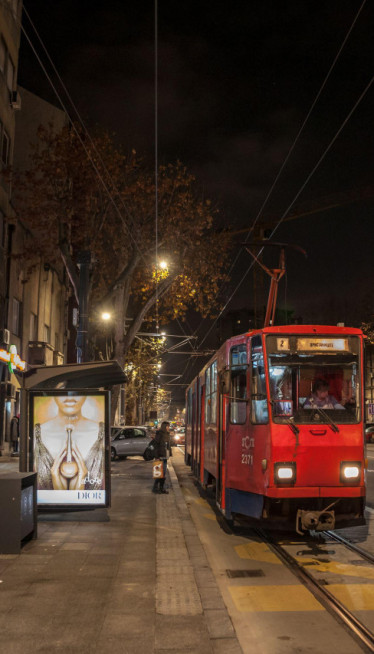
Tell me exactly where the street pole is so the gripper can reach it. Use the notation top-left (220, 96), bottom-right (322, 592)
top-left (76, 251), bottom-right (91, 363)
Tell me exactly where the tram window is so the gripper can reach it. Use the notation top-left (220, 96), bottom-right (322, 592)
top-left (187, 388), bottom-right (192, 424)
top-left (268, 361), bottom-right (359, 423)
top-left (251, 336), bottom-right (268, 424)
top-left (205, 361), bottom-right (217, 424)
top-left (231, 344), bottom-right (247, 368)
top-left (230, 369), bottom-right (247, 424)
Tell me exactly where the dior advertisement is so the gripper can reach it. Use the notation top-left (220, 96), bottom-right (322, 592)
top-left (31, 391), bottom-right (108, 507)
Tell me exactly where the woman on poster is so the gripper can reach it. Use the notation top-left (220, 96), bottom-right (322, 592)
top-left (34, 395), bottom-right (104, 491)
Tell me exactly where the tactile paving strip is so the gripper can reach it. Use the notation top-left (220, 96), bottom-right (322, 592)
top-left (156, 487), bottom-right (202, 615)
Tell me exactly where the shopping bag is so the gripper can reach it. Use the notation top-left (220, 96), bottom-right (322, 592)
top-left (152, 459), bottom-right (164, 479)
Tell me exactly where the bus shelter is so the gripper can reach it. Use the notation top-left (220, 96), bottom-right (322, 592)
top-left (16, 360), bottom-right (126, 511)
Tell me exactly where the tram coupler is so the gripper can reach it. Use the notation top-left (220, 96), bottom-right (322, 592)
top-left (296, 509), bottom-right (335, 534)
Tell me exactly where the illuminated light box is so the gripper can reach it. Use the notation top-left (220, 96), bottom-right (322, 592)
top-left (30, 390), bottom-right (109, 508)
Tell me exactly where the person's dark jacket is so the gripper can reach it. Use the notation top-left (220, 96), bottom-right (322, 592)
top-left (153, 427), bottom-right (170, 459)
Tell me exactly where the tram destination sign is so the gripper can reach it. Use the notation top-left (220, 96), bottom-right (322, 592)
top-left (297, 338), bottom-right (348, 352)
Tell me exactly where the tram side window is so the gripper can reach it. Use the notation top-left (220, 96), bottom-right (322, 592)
top-left (230, 344), bottom-right (247, 424)
top-left (251, 336), bottom-right (269, 424)
top-left (187, 388), bottom-right (192, 424)
top-left (205, 361), bottom-right (217, 424)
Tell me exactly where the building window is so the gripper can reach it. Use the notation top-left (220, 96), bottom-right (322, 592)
top-left (29, 312), bottom-right (37, 341)
top-left (55, 332), bottom-right (59, 352)
top-left (12, 298), bottom-right (20, 336)
top-left (0, 38), bottom-right (5, 74)
top-left (6, 54), bottom-right (14, 90)
top-left (0, 210), bottom-right (5, 248)
top-left (44, 324), bottom-right (50, 343)
top-left (2, 130), bottom-right (10, 166)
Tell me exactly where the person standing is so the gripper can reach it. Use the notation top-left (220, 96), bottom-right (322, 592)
top-left (10, 413), bottom-right (20, 455)
top-left (152, 421), bottom-right (171, 494)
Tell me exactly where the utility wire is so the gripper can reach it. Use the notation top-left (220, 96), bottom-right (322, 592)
top-left (191, 0), bottom-right (368, 346)
top-left (155, 0), bottom-right (159, 333)
top-left (198, 73), bottom-right (374, 348)
top-left (20, 10), bottom-right (147, 263)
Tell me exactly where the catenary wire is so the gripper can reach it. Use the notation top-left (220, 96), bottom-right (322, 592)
top-left (190, 0), bottom-right (369, 347)
top-left (198, 72), bottom-right (374, 349)
top-left (20, 14), bottom-right (148, 264)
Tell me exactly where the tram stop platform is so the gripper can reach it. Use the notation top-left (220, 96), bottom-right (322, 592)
top-left (0, 450), bottom-right (242, 654)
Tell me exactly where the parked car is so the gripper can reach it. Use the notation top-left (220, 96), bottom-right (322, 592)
top-left (111, 426), bottom-right (153, 461)
top-left (365, 423), bottom-right (374, 443)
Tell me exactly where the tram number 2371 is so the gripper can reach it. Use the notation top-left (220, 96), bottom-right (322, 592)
top-left (241, 453), bottom-right (253, 465)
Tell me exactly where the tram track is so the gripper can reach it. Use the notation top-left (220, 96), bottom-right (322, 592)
top-left (260, 528), bottom-right (374, 652)
top-left (323, 530), bottom-right (374, 566)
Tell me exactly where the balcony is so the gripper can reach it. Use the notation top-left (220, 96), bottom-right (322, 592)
top-left (27, 341), bottom-right (54, 366)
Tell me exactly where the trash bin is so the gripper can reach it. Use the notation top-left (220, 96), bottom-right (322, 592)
top-left (0, 471), bottom-right (37, 554)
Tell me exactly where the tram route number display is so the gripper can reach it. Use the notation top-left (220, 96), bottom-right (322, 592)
top-left (276, 337), bottom-right (348, 352)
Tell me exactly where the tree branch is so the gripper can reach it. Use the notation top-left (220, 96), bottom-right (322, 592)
top-left (123, 274), bottom-right (178, 352)
top-left (101, 251), bottom-right (141, 305)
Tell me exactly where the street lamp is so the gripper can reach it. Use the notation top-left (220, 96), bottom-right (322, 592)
top-left (101, 312), bottom-right (111, 321)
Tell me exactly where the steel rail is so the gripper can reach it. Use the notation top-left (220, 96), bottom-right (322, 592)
top-left (324, 530), bottom-right (374, 566)
top-left (259, 529), bottom-right (374, 653)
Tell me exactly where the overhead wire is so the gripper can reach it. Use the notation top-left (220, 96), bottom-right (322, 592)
top-left (198, 72), bottom-right (373, 348)
top-left (20, 7), bottom-right (148, 263)
top-left (155, 0), bottom-right (159, 333)
top-left (195, 0), bottom-right (370, 348)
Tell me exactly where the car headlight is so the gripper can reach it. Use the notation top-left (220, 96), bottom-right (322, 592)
top-left (274, 462), bottom-right (296, 484)
top-left (340, 461), bottom-right (361, 482)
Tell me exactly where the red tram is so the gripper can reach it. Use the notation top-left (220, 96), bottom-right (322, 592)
top-left (185, 325), bottom-right (366, 533)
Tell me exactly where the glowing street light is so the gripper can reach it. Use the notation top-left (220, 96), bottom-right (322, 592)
top-left (101, 312), bottom-right (111, 321)
top-left (159, 260), bottom-right (168, 270)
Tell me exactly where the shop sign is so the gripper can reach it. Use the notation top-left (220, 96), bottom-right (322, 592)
top-left (0, 344), bottom-right (26, 372)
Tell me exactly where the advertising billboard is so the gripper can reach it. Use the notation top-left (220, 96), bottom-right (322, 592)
top-left (30, 390), bottom-right (109, 507)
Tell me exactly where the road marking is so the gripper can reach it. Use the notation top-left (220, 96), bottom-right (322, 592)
top-left (229, 585), bottom-right (324, 612)
top-left (328, 584), bottom-right (374, 610)
top-left (235, 542), bottom-right (280, 564)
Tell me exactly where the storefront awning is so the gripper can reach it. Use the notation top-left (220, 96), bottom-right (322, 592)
top-left (16, 360), bottom-right (127, 390)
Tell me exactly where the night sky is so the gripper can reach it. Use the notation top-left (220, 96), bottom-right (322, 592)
top-left (18, 1), bottom-right (374, 398)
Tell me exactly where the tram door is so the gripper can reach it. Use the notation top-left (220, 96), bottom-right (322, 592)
top-left (216, 381), bottom-right (224, 505)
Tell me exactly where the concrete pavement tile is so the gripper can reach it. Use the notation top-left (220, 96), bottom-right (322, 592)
top-left (154, 615), bottom-right (212, 650)
top-left (109, 581), bottom-right (154, 611)
top-left (60, 542), bottom-right (92, 551)
top-left (199, 593), bottom-right (226, 611)
top-left (212, 638), bottom-right (243, 654)
top-left (100, 609), bottom-right (154, 637)
top-left (77, 563), bottom-right (117, 578)
top-left (96, 634), bottom-right (154, 653)
top-left (204, 609), bottom-right (235, 639)
top-left (90, 545), bottom-right (123, 554)
top-left (85, 553), bottom-right (121, 566)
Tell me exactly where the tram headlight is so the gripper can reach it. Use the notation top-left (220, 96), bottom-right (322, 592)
top-left (274, 462), bottom-right (296, 484)
top-left (340, 462), bottom-right (361, 482)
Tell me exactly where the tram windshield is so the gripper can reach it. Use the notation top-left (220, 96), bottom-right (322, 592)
top-left (266, 335), bottom-right (360, 424)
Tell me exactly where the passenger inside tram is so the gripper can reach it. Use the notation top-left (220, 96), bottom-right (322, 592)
top-left (303, 379), bottom-right (345, 410)
top-left (269, 364), bottom-right (358, 422)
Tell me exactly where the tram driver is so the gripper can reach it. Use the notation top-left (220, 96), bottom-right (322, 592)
top-left (303, 379), bottom-right (345, 410)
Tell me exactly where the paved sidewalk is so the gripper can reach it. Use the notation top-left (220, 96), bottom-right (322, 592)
top-left (0, 452), bottom-right (242, 654)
